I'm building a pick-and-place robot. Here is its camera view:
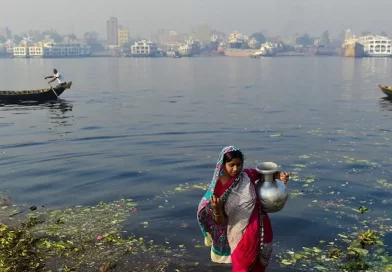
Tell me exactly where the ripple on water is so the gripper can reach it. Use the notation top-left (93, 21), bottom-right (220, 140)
top-left (1, 58), bottom-right (392, 271)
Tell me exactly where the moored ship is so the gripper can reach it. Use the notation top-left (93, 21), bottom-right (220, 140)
top-left (177, 38), bottom-right (201, 57)
top-left (357, 35), bottom-right (392, 57)
top-left (341, 40), bottom-right (364, 58)
top-left (130, 40), bottom-right (159, 57)
top-left (223, 31), bottom-right (257, 57)
top-left (13, 39), bottom-right (92, 58)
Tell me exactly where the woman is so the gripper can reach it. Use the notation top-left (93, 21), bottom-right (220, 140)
top-left (197, 146), bottom-right (289, 272)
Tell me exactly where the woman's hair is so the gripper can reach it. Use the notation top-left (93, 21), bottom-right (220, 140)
top-left (223, 150), bottom-right (244, 164)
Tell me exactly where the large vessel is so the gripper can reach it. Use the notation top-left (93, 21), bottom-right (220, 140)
top-left (227, 31), bottom-right (248, 49)
top-left (314, 45), bottom-right (336, 56)
top-left (13, 39), bottom-right (91, 58)
top-left (177, 38), bottom-right (200, 57)
top-left (251, 42), bottom-right (283, 57)
top-left (224, 48), bottom-right (257, 57)
top-left (30, 42), bottom-right (91, 58)
top-left (130, 40), bottom-right (158, 57)
top-left (341, 39), bottom-right (364, 58)
top-left (357, 35), bottom-right (392, 57)
top-left (223, 31), bottom-right (257, 57)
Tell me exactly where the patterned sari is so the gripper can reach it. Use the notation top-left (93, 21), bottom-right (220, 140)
top-left (197, 146), bottom-right (273, 271)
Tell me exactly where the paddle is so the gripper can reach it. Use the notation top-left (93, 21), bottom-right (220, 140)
top-left (43, 74), bottom-right (59, 100)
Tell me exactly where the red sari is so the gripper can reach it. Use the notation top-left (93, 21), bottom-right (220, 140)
top-left (214, 168), bottom-right (273, 272)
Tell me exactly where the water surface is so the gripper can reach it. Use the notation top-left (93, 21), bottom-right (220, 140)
top-left (1, 57), bottom-right (391, 271)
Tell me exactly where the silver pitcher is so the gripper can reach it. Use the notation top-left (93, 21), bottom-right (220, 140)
top-left (255, 162), bottom-right (289, 213)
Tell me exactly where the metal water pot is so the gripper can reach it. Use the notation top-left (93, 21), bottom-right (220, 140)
top-left (255, 162), bottom-right (289, 213)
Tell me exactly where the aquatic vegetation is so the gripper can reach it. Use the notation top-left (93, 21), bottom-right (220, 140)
top-left (358, 206), bottom-right (369, 214)
top-left (340, 155), bottom-right (378, 167)
top-left (278, 224), bottom-right (392, 271)
top-left (0, 197), bottom-right (188, 271)
top-left (172, 183), bottom-right (208, 192)
top-left (269, 133), bottom-right (283, 137)
top-left (0, 224), bottom-right (42, 271)
top-left (277, 195), bottom-right (392, 271)
top-left (1, 157), bottom-right (390, 272)
top-left (307, 129), bottom-right (323, 136)
top-left (376, 179), bottom-right (392, 189)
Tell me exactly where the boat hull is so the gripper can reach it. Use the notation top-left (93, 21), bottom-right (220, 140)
top-left (0, 81), bottom-right (72, 102)
top-left (223, 48), bottom-right (257, 57)
top-left (366, 53), bottom-right (392, 58)
top-left (379, 84), bottom-right (392, 98)
top-left (341, 42), bottom-right (365, 58)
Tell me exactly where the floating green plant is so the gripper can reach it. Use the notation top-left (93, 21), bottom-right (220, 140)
top-left (376, 179), bottom-right (392, 189)
top-left (0, 197), bottom-right (188, 272)
top-left (358, 206), bottom-right (369, 214)
top-left (340, 156), bottom-right (378, 167)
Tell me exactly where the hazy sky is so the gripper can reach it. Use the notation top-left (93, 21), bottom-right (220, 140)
top-left (1, 0), bottom-right (391, 38)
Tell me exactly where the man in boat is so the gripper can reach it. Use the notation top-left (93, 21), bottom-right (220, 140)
top-left (45, 69), bottom-right (67, 90)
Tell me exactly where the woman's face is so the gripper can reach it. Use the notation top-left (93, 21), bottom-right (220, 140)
top-left (224, 158), bottom-right (243, 178)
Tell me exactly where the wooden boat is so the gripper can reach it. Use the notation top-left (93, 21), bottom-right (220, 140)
top-left (379, 84), bottom-right (392, 98)
top-left (0, 81), bottom-right (72, 102)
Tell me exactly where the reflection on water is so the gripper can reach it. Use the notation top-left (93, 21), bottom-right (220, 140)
top-left (379, 97), bottom-right (392, 111)
top-left (0, 99), bottom-right (74, 134)
top-left (46, 100), bottom-right (74, 128)
top-left (1, 57), bottom-right (392, 271)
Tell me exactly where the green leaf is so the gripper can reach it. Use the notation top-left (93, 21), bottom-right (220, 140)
top-left (281, 259), bottom-right (293, 265)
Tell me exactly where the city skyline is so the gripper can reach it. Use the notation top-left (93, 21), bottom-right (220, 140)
top-left (1, 0), bottom-right (392, 38)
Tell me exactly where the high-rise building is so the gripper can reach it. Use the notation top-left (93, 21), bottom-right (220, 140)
top-left (0, 26), bottom-right (12, 39)
top-left (118, 27), bottom-right (129, 46)
top-left (106, 17), bottom-right (118, 46)
top-left (345, 29), bottom-right (354, 40)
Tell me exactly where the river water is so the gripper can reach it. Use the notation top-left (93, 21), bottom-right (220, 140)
top-left (1, 57), bottom-right (392, 271)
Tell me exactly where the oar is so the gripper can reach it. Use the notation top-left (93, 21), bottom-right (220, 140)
top-left (43, 75), bottom-right (59, 100)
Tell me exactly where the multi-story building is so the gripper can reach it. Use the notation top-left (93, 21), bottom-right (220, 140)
top-left (118, 27), bottom-right (129, 46)
top-left (106, 17), bottom-right (118, 46)
top-left (0, 26), bottom-right (12, 39)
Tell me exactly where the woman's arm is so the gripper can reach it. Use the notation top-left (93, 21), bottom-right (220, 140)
top-left (213, 211), bottom-right (226, 224)
top-left (211, 195), bottom-right (226, 224)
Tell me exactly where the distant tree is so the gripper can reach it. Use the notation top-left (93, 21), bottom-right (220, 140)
top-left (361, 31), bottom-right (371, 36)
top-left (295, 34), bottom-right (314, 46)
top-left (250, 32), bottom-right (266, 44)
top-left (381, 31), bottom-right (388, 37)
top-left (320, 30), bottom-right (331, 46)
top-left (0, 35), bottom-right (6, 43)
top-left (13, 35), bottom-right (23, 44)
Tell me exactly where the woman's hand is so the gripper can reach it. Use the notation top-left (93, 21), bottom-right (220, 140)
top-left (274, 171), bottom-right (290, 184)
top-left (211, 195), bottom-right (223, 215)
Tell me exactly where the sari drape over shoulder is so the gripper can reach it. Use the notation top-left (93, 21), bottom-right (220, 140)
top-left (197, 146), bottom-right (273, 272)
